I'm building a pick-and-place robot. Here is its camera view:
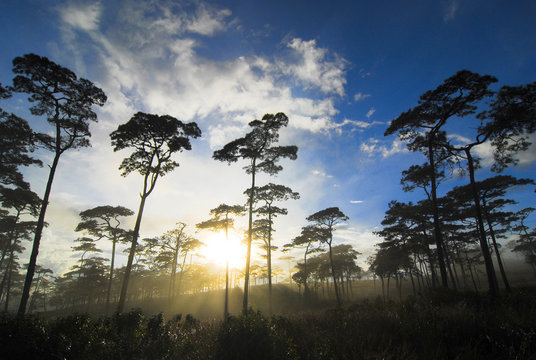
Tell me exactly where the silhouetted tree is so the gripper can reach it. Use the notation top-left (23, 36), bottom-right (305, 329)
top-left (197, 204), bottom-right (244, 319)
top-left (0, 82), bottom-right (41, 191)
top-left (110, 112), bottom-right (201, 313)
top-left (248, 183), bottom-right (299, 313)
top-left (0, 188), bottom-right (40, 307)
top-left (485, 82), bottom-right (536, 171)
top-left (447, 176), bottom-right (534, 291)
top-left (509, 207), bottom-right (536, 275)
top-left (11, 54), bottom-right (107, 317)
top-left (306, 207), bottom-right (349, 307)
top-left (158, 223), bottom-right (201, 302)
top-left (75, 205), bottom-right (134, 313)
top-left (285, 225), bottom-right (326, 297)
top-left (71, 237), bottom-right (102, 279)
top-left (213, 112), bottom-right (297, 313)
top-left (384, 71), bottom-right (495, 288)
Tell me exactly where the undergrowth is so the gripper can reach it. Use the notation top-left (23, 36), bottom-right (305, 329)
top-left (1, 288), bottom-right (536, 359)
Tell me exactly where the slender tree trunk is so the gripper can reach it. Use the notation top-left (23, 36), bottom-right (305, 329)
top-left (267, 212), bottom-right (273, 315)
top-left (328, 241), bottom-right (341, 307)
top-left (169, 239), bottom-right (180, 302)
top-left (224, 219), bottom-right (229, 320)
top-left (18, 149), bottom-right (61, 318)
top-left (243, 158), bottom-right (256, 314)
top-left (465, 148), bottom-right (499, 297)
top-left (28, 274), bottom-right (42, 314)
top-left (428, 135), bottom-right (449, 288)
top-left (482, 204), bottom-right (511, 291)
top-left (409, 269), bottom-right (416, 296)
top-left (443, 246), bottom-right (458, 290)
top-left (117, 193), bottom-right (147, 313)
top-left (303, 243), bottom-right (310, 298)
top-left (380, 276), bottom-right (385, 301)
top-left (454, 245), bottom-right (469, 289)
top-left (4, 253), bottom-right (14, 312)
top-left (106, 238), bottom-right (117, 315)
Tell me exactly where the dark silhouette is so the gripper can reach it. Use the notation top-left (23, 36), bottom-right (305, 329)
top-left (247, 183), bottom-right (299, 313)
top-left (197, 204), bottom-right (245, 320)
top-left (110, 112), bottom-right (201, 313)
top-left (306, 207), bottom-right (349, 307)
top-left (75, 205), bottom-right (134, 313)
top-left (213, 112), bottom-right (297, 314)
top-left (12, 54), bottom-right (107, 317)
top-left (0, 82), bottom-right (42, 191)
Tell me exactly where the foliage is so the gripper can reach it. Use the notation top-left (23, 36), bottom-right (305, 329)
top-left (10, 53), bottom-right (107, 317)
top-left (2, 290), bottom-right (536, 359)
top-left (110, 112), bottom-right (201, 313)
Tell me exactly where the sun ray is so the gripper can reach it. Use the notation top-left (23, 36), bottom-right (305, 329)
top-left (199, 231), bottom-right (247, 270)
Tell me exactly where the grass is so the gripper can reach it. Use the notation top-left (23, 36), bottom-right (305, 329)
top-left (2, 288), bottom-right (536, 359)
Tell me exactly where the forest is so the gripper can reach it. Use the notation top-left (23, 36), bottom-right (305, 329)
top-left (1, 54), bottom-right (536, 359)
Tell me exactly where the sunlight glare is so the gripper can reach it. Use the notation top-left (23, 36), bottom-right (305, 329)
top-left (200, 231), bottom-right (247, 270)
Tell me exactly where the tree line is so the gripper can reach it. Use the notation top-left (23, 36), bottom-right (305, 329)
top-left (369, 70), bottom-right (536, 299)
top-left (1, 55), bottom-right (535, 319)
top-left (0, 54), bottom-right (362, 319)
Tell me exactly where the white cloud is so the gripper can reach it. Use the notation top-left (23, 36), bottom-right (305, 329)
top-left (312, 169), bottom-right (333, 178)
top-left (366, 107), bottom-right (376, 119)
top-left (341, 118), bottom-right (383, 129)
top-left (185, 5), bottom-right (232, 35)
top-left (360, 138), bottom-right (409, 158)
top-left (32, 0), bottom-right (367, 276)
top-left (350, 200), bottom-right (363, 204)
top-left (59, 2), bottom-right (102, 31)
top-left (283, 38), bottom-right (347, 96)
top-left (354, 92), bottom-right (371, 102)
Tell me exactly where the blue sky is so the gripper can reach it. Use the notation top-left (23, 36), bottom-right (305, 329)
top-left (1, 0), bottom-right (535, 275)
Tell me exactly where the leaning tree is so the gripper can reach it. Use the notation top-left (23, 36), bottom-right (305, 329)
top-left (11, 54), bottom-right (107, 317)
top-left (110, 112), bottom-right (201, 313)
top-left (213, 112), bottom-right (297, 314)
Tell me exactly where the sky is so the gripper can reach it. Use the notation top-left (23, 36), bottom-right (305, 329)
top-left (0, 0), bottom-right (535, 277)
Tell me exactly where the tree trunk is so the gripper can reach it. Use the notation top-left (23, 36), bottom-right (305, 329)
top-left (328, 241), bottom-right (341, 307)
top-left (267, 212), bottom-right (273, 315)
top-left (117, 193), bottom-right (147, 313)
top-left (18, 148), bottom-right (61, 318)
top-left (465, 148), bottom-right (499, 296)
top-left (106, 238), bottom-right (117, 315)
top-left (243, 158), bottom-right (256, 314)
top-left (224, 218), bottom-right (229, 320)
top-left (482, 203), bottom-right (511, 291)
top-left (3, 251), bottom-right (14, 312)
top-left (428, 135), bottom-right (449, 288)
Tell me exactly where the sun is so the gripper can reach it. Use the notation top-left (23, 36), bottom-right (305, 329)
top-left (199, 231), bottom-right (247, 270)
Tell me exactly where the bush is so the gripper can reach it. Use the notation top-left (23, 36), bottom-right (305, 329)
top-left (1, 290), bottom-right (535, 359)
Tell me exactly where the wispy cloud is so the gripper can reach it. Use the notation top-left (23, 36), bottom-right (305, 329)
top-left (333, 118), bottom-right (383, 135)
top-left (312, 169), bottom-right (333, 178)
top-left (366, 108), bottom-right (376, 119)
top-left (59, 2), bottom-right (102, 31)
top-left (350, 200), bottom-right (363, 204)
top-left (442, 0), bottom-right (459, 23)
top-left (360, 138), bottom-right (409, 158)
top-left (283, 38), bottom-right (347, 96)
top-left (185, 4), bottom-right (232, 35)
top-left (354, 92), bottom-right (371, 102)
